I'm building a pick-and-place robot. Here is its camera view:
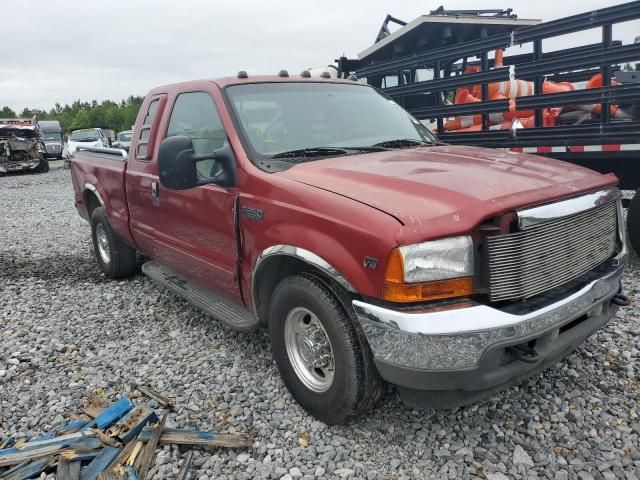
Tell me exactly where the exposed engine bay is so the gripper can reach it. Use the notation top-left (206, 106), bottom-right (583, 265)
top-left (0, 122), bottom-right (47, 175)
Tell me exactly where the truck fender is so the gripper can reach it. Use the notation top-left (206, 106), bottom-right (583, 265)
top-left (82, 181), bottom-right (107, 219)
top-left (251, 244), bottom-right (358, 322)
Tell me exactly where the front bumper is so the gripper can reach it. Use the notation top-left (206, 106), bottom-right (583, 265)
top-left (0, 160), bottom-right (40, 173)
top-left (354, 255), bottom-right (626, 408)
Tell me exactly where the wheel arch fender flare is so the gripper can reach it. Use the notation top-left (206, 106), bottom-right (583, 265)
top-left (251, 245), bottom-right (358, 321)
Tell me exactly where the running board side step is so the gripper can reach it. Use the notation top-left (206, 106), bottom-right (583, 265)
top-left (142, 260), bottom-right (259, 332)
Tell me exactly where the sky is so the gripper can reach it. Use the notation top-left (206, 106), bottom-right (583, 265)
top-left (1, 0), bottom-right (638, 112)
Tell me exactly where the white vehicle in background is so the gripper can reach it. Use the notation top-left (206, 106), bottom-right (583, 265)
top-left (66, 128), bottom-right (109, 155)
top-left (113, 130), bottom-right (133, 151)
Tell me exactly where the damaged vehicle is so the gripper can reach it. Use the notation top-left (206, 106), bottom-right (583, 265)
top-left (0, 119), bottom-right (49, 176)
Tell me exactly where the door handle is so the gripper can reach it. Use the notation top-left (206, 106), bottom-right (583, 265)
top-left (151, 181), bottom-right (160, 205)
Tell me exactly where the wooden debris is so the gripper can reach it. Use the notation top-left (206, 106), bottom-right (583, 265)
top-left (69, 412), bottom-right (93, 423)
top-left (135, 385), bottom-right (175, 410)
top-left (136, 415), bottom-right (166, 480)
top-left (29, 433), bottom-right (56, 442)
top-left (298, 432), bottom-right (311, 448)
top-left (0, 390), bottom-right (249, 478)
top-left (93, 430), bottom-right (123, 449)
top-left (15, 431), bottom-right (93, 450)
top-left (83, 393), bottom-right (110, 419)
top-left (0, 437), bottom-right (14, 450)
top-left (93, 398), bottom-right (135, 430)
top-left (1, 456), bottom-right (54, 480)
top-left (59, 447), bottom-right (102, 463)
top-left (106, 406), bottom-right (157, 444)
top-left (109, 440), bottom-right (137, 469)
top-left (176, 451), bottom-right (193, 480)
top-left (81, 447), bottom-right (121, 480)
top-left (96, 465), bottom-right (137, 480)
top-left (56, 420), bottom-right (88, 435)
top-left (137, 427), bottom-right (252, 448)
top-left (125, 442), bottom-right (144, 467)
top-left (57, 459), bottom-right (81, 480)
top-left (0, 444), bottom-right (62, 467)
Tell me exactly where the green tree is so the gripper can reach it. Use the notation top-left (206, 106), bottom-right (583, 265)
top-left (9, 96), bottom-right (145, 133)
top-left (0, 106), bottom-right (17, 118)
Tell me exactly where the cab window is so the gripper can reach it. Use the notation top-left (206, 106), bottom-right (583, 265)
top-left (167, 91), bottom-right (227, 179)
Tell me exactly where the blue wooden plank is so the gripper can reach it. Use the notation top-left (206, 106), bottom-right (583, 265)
top-left (79, 420), bottom-right (96, 432)
top-left (136, 427), bottom-right (251, 447)
top-left (0, 437), bottom-right (15, 450)
top-left (0, 448), bottom-right (19, 457)
top-left (79, 447), bottom-right (121, 480)
top-left (125, 465), bottom-right (138, 480)
top-left (93, 398), bottom-right (134, 429)
top-left (0, 456), bottom-right (53, 479)
top-left (56, 420), bottom-right (87, 435)
top-left (109, 406), bottom-right (158, 444)
top-left (29, 434), bottom-right (56, 443)
top-left (59, 447), bottom-right (101, 463)
top-left (0, 444), bottom-right (62, 468)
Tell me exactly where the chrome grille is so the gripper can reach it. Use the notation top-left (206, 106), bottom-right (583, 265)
top-left (487, 200), bottom-right (618, 302)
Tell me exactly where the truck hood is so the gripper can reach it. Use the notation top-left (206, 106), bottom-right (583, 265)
top-left (278, 145), bottom-right (617, 244)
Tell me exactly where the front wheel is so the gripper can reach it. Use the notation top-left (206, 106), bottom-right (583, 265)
top-left (35, 157), bottom-right (49, 173)
top-left (90, 206), bottom-right (137, 278)
top-left (269, 273), bottom-right (384, 424)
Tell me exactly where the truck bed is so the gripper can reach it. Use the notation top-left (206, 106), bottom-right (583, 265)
top-left (70, 148), bottom-right (133, 245)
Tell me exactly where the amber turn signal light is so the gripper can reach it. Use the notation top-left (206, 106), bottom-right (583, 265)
top-left (383, 277), bottom-right (473, 303)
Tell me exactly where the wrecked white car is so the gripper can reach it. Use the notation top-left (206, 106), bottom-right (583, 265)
top-left (0, 120), bottom-right (49, 175)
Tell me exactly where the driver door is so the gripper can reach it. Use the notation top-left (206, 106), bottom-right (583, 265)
top-left (151, 90), bottom-right (241, 303)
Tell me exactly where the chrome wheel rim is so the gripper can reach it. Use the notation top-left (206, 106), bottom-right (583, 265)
top-left (284, 307), bottom-right (335, 393)
top-left (95, 223), bottom-right (111, 264)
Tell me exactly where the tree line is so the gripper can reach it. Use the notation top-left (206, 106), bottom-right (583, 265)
top-left (0, 96), bottom-right (144, 134)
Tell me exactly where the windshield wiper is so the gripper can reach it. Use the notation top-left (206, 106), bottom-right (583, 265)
top-left (372, 138), bottom-right (435, 149)
top-left (270, 147), bottom-right (351, 159)
top-left (331, 145), bottom-right (389, 152)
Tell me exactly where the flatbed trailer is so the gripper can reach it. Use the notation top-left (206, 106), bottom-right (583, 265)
top-left (336, 1), bottom-right (640, 251)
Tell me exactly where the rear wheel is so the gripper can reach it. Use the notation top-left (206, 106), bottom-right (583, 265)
top-left (627, 190), bottom-right (640, 255)
top-left (90, 206), bottom-right (137, 278)
top-left (269, 273), bottom-right (384, 424)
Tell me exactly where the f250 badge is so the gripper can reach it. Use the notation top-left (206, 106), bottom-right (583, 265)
top-left (241, 206), bottom-right (263, 221)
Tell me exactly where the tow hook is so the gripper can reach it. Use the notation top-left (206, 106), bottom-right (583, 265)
top-left (508, 344), bottom-right (540, 364)
top-left (611, 293), bottom-right (630, 307)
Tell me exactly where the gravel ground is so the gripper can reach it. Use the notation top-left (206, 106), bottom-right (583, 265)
top-left (1, 163), bottom-right (639, 480)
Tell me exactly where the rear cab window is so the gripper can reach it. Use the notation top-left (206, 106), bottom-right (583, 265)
top-left (135, 95), bottom-right (167, 161)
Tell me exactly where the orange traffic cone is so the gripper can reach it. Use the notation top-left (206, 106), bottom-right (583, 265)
top-left (542, 80), bottom-right (574, 94)
top-left (586, 73), bottom-right (618, 89)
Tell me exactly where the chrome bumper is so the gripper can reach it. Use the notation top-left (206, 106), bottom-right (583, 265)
top-left (354, 254), bottom-right (626, 372)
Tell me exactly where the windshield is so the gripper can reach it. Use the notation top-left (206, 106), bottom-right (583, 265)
top-left (70, 130), bottom-right (99, 141)
top-left (117, 131), bottom-right (132, 142)
top-left (226, 82), bottom-right (436, 159)
top-left (42, 132), bottom-right (62, 141)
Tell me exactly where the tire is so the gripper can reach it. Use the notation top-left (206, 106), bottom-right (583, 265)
top-left (57, 154), bottom-right (63, 160)
top-left (90, 206), bottom-right (137, 279)
top-left (269, 273), bottom-right (384, 424)
top-left (35, 157), bottom-right (49, 173)
top-left (627, 190), bottom-right (640, 256)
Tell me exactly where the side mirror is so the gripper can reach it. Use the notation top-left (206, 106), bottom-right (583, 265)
top-left (158, 135), bottom-right (235, 190)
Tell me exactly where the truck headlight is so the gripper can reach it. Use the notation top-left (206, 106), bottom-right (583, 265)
top-left (383, 236), bottom-right (474, 302)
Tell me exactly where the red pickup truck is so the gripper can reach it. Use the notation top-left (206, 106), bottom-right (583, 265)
top-left (71, 73), bottom-right (628, 424)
